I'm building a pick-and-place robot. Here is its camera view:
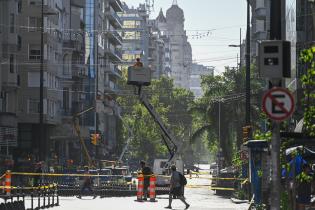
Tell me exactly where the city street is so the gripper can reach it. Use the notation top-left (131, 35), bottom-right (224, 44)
top-left (24, 171), bottom-right (249, 210)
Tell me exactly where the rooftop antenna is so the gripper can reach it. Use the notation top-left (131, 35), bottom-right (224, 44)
top-left (145, 0), bottom-right (154, 15)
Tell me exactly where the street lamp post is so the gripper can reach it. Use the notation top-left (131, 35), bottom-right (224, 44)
top-left (228, 28), bottom-right (242, 70)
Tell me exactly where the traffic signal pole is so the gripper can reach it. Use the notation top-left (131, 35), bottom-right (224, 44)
top-left (245, 0), bottom-right (251, 125)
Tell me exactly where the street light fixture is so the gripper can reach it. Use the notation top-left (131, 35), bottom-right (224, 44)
top-left (228, 28), bottom-right (242, 70)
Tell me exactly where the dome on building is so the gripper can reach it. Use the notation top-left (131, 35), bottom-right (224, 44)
top-left (166, 1), bottom-right (184, 23)
top-left (156, 8), bottom-right (166, 23)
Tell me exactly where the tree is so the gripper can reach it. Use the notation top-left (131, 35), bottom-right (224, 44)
top-left (300, 47), bottom-right (315, 136)
top-left (116, 76), bottom-right (194, 163)
top-left (190, 66), bottom-right (264, 166)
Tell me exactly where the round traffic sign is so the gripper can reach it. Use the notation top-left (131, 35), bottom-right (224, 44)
top-left (262, 87), bottom-right (295, 121)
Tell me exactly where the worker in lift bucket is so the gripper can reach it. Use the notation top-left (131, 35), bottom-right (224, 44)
top-left (134, 58), bottom-right (143, 67)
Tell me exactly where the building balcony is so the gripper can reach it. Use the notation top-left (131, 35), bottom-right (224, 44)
top-left (109, 0), bottom-right (123, 12)
top-left (105, 8), bottom-right (123, 29)
top-left (63, 33), bottom-right (84, 52)
top-left (254, 30), bottom-right (267, 40)
top-left (104, 81), bottom-right (119, 94)
top-left (72, 64), bottom-right (88, 79)
top-left (0, 112), bottom-right (17, 128)
top-left (1, 64), bottom-right (18, 90)
top-left (0, 112), bottom-right (18, 147)
top-left (104, 47), bottom-right (122, 62)
top-left (255, 7), bottom-right (267, 20)
top-left (70, 0), bottom-right (85, 7)
top-left (105, 64), bottom-right (122, 78)
top-left (29, 0), bottom-right (58, 15)
top-left (106, 30), bottom-right (123, 45)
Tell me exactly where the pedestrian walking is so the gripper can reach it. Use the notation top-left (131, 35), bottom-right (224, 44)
top-left (195, 167), bottom-right (200, 178)
top-left (165, 165), bottom-right (190, 209)
top-left (140, 160), bottom-right (152, 200)
top-left (33, 162), bottom-right (43, 187)
top-left (78, 166), bottom-right (96, 199)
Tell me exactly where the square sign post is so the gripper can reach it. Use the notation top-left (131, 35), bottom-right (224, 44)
top-left (258, 40), bottom-right (292, 209)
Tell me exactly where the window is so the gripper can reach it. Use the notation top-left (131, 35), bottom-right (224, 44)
top-left (48, 100), bottom-right (55, 117)
top-left (123, 31), bottom-right (141, 40)
top-left (28, 99), bottom-right (39, 114)
top-left (63, 88), bottom-right (70, 112)
top-left (17, 35), bottom-right (22, 51)
top-left (18, 0), bottom-right (22, 13)
top-left (29, 17), bottom-right (41, 32)
top-left (10, 14), bottom-right (15, 33)
top-left (9, 54), bottom-right (15, 73)
top-left (29, 45), bottom-right (41, 60)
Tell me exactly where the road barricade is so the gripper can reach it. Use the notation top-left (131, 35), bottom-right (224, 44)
top-left (136, 173), bottom-right (144, 201)
top-left (5, 171), bottom-right (11, 196)
top-left (149, 175), bottom-right (156, 202)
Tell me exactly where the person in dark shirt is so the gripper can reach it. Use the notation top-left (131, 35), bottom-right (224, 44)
top-left (140, 160), bottom-right (152, 200)
top-left (165, 165), bottom-right (190, 209)
top-left (78, 166), bottom-right (96, 199)
top-left (33, 162), bottom-right (43, 187)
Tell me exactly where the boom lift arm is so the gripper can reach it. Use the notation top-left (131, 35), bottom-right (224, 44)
top-left (137, 86), bottom-right (178, 162)
top-left (117, 112), bottom-right (135, 163)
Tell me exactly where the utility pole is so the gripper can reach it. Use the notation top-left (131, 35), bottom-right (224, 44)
top-left (39, 0), bottom-right (45, 161)
top-left (95, 4), bottom-right (99, 162)
top-left (270, 1), bottom-right (284, 210)
top-left (245, 0), bottom-right (251, 125)
top-left (239, 28), bottom-right (242, 71)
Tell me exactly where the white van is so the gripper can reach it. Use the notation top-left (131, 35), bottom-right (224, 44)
top-left (153, 158), bottom-right (184, 186)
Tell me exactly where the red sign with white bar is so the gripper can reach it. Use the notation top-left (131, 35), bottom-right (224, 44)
top-left (262, 87), bottom-right (295, 121)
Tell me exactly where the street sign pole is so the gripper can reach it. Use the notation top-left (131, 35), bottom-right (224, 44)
top-left (262, 84), bottom-right (295, 210)
top-left (270, 119), bottom-right (281, 210)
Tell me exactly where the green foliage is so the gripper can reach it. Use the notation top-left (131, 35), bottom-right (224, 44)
top-left (191, 66), bottom-right (265, 165)
top-left (280, 191), bottom-right (292, 210)
top-left (253, 130), bottom-right (272, 142)
top-left (300, 47), bottom-right (315, 136)
top-left (296, 171), bottom-right (312, 183)
top-left (116, 76), bottom-right (195, 162)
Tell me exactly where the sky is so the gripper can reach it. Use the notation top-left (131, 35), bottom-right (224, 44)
top-left (124, 0), bottom-right (247, 74)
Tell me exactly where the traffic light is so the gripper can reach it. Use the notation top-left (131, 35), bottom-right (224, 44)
top-left (242, 126), bottom-right (251, 142)
top-left (91, 133), bottom-right (100, 145)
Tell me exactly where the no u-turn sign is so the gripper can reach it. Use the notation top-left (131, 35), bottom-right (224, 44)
top-left (262, 87), bottom-right (295, 122)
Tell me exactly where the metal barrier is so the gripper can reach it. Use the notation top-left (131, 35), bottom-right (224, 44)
top-left (0, 201), bottom-right (25, 210)
top-left (1, 171), bottom-right (170, 199)
top-left (0, 184), bottom-right (59, 210)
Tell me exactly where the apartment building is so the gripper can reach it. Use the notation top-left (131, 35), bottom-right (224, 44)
top-left (0, 0), bottom-right (20, 158)
top-left (189, 64), bottom-right (214, 98)
top-left (119, 3), bottom-right (149, 70)
top-left (249, 0), bottom-right (271, 60)
top-left (0, 0), bottom-right (123, 163)
top-left (156, 9), bottom-right (171, 77)
top-left (165, 1), bottom-right (192, 89)
top-left (147, 19), bottom-right (167, 79)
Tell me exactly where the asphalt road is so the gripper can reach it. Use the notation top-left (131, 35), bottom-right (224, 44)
top-left (24, 169), bottom-right (249, 210)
